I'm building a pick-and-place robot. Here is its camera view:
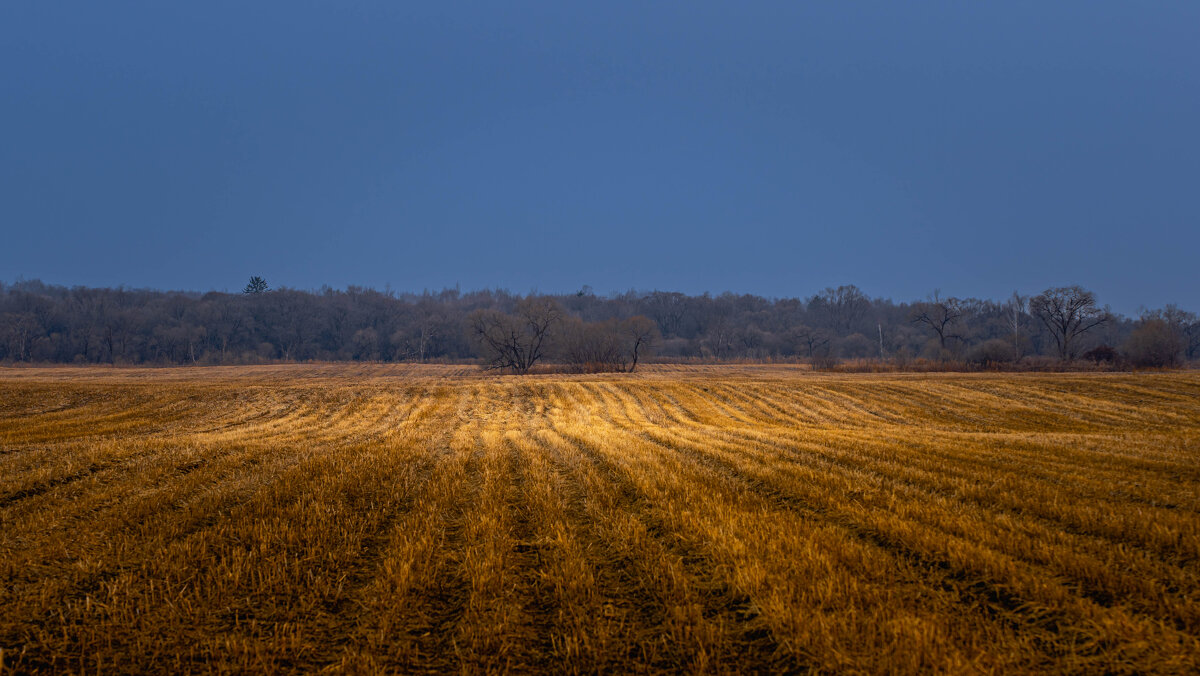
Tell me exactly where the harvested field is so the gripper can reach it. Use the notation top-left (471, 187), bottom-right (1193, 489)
top-left (1, 365), bottom-right (1198, 673)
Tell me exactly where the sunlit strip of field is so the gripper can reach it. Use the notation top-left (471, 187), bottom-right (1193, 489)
top-left (1, 366), bottom-right (1198, 673)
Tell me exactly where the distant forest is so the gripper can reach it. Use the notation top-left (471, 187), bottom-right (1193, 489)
top-left (1, 279), bottom-right (1196, 371)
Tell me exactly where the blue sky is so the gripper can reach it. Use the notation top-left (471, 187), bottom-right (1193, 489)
top-left (2, 1), bottom-right (1197, 313)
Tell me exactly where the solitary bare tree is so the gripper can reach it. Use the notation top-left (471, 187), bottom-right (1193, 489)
top-left (469, 296), bottom-right (562, 374)
top-left (910, 291), bottom-right (963, 351)
top-left (622, 316), bottom-right (658, 372)
top-left (1030, 286), bottom-right (1108, 360)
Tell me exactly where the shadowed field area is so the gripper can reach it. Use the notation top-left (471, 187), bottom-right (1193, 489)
top-left (1, 365), bottom-right (1198, 673)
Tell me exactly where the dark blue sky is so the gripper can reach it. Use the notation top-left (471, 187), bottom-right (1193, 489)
top-left (3, 2), bottom-right (1197, 313)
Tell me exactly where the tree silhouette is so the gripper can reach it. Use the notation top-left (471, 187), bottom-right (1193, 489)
top-left (243, 276), bottom-right (269, 294)
top-left (1030, 286), bottom-right (1107, 360)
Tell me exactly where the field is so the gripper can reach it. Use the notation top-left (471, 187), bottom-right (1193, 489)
top-left (1, 365), bottom-right (1199, 673)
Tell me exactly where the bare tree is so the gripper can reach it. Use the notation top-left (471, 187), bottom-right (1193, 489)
top-left (558, 315), bottom-right (659, 373)
top-left (2, 312), bottom-right (41, 361)
top-left (1123, 318), bottom-right (1185, 367)
top-left (8, 279), bottom-right (1188, 367)
top-left (1030, 286), bottom-right (1108, 360)
top-left (469, 296), bottom-right (562, 374)
top-left (1184, 316), bottom-right (1200, 361)
top-left (909, 291), bottom-right (963, 351)
top-left (556, 317), bottom-right (621, 372)
top-left (1006, 291), bottom-right (1027, 360)
top-left (1142, 305), bottom-right (1199, 361)
top-left (700, 313), bottom-right (736, 360)
top-left (412, 302), bottom-right (443, 362)
top-left (642, 291), bottom-right (688, 337)
top-left (813, 285), bottom-right (870, 333)
top-left (788, 324), bottom-right (831, 359)
top-left (622, 316), bottom-right (658, 372)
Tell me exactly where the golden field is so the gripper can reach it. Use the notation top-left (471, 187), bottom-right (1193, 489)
top-left (1, 365), bottom-right (1198, 674)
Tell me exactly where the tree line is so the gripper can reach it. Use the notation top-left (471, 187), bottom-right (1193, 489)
top-left (1, 278), bottom-right (1197, 371)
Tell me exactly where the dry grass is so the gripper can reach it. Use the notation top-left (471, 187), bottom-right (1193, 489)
top-left (1, 365), bottom-right (1198, 673)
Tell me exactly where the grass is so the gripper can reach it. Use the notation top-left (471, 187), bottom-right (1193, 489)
top-left (1, 365), bottom-right (1198, 673)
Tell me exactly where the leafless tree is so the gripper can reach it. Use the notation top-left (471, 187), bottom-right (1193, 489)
top-left (556, 317), bottom-right (621, 372)
top-left (2, 313), bottom-right (40, 361)
top-left (813, 285), bottom-right (870, 333)
top-left (557, 315), bottom-right (658, 373)
top-left (6, 279), bottom-right (1190, 367)
top-left (412, 302), bottom-right (443, 362)
top-left (909, 291), bottom-right (963, 351)
top-left (1184, 317), bottom-right (1200, 361)
top-left (1142, 305), bottom-right (1198, 361)
top-left (700, 313), bottom-right (736, 360)
top-left (788, 324), bottom-right (831, 359)
top-left (1030, 286), bottom-right (1108, 360)
top-left (1006, 291), bottom-right (1027, 360)
top-left (735, 326), bottom-right (767, 358)
top-left (642, 291), bottom-right (688, 336)
top-left (351, 327), bottom-right (381, 361)
top-left (622, 316), bottom-right (658, 372)
top-left (1123, 318), bottom-right (1185, 367)
top-left (469, 296), bottom-right (562, 374)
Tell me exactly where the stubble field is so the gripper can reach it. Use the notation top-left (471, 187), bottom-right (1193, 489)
top-left (1, 364), bottom-right (1198, 673)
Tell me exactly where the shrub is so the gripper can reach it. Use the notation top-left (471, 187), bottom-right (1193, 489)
top-left (1123, 320), bottom-right (1185, 368)
top-left (556, 316), bottom-right (658, 373)
top-left (968, 339), bottom-right (1015, 365)
top-left (810, 344), bottom-right (839, 370)
top-left (839, 333), bottom-right (875, 360)
top-left (1082, 345), bottom-right (1117, 364)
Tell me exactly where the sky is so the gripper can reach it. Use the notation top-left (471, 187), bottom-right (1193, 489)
top-left (2, 1), bottom-right (1197, 314)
